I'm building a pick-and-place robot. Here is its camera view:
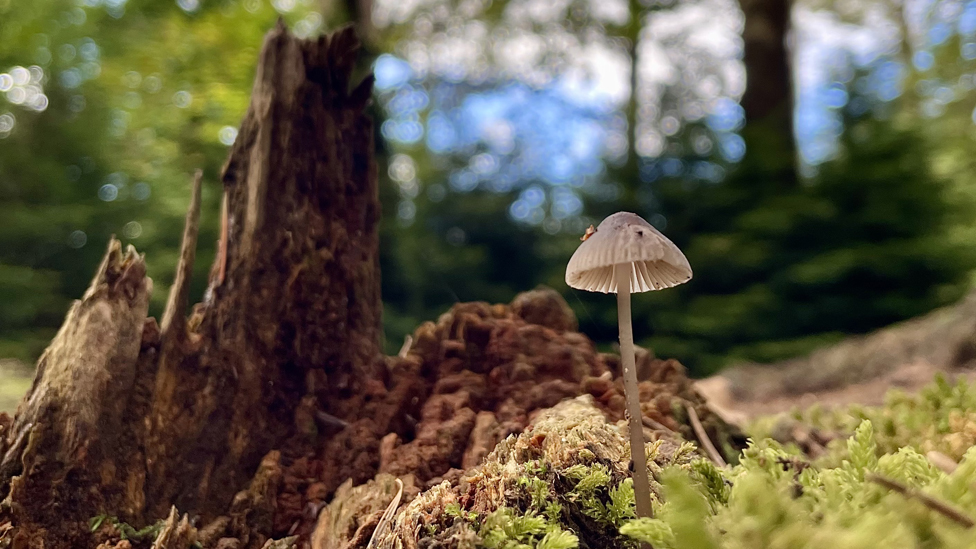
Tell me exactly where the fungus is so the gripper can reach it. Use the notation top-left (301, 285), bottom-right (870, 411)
top-left (565, 212), bottom-right (692, 519)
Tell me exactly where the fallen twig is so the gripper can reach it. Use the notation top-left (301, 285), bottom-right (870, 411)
top-left (867, 472), bottom-right (974, 528)
top-left (926, 451), bottom-right (958, 475)
top-left (685, 404), bottom-right (727, 468)
top-left (398, 335), bottom-right (413, 358)
top-left (642, 416), bottom-right (675, 434)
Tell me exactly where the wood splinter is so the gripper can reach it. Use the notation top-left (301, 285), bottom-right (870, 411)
top-left (926, 451), bottom-right (958, 475)
top-left (366, 478), bottom-right (404, 549)
top-left (160, 169), bottom-right (203, 339)
top-left (397, 335), bottom-right (413, 358)
top-left (217, 186), bottom-right (228, 286)
top-left (686, 404), bottom-right (727, 468)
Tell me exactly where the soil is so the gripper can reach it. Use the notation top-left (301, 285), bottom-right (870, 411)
top-left (694, 292), bottom-right (976, 422)
top-left (696, 362), bottom-right (976, 425)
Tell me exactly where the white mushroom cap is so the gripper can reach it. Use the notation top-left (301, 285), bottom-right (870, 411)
top-left (565, 212), bottom-right (692, 293)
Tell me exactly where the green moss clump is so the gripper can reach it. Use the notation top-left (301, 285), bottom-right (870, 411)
top-left (477, 507), bottom-right (578, 549)
top-left (751, 374), bottom-right (976, 463)
top-left (89, 514), bottom-right (168, 543)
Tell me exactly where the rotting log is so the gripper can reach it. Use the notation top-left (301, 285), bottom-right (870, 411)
top-left (0, 22), bottom-right (381, 547)
top-left (703, 289), bottom-right (976, 419)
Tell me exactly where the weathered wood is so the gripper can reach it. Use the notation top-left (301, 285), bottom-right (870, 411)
top-left (719, 290), bottom-right (976, 402)
top-left (142, 22), bottom-right (380, 520)
top-left (0, 241), bottom-right (152, 545)
top-left (160, 170), bottom-right (203, 340)
top-left (151, 507), bottom-right (197, 549)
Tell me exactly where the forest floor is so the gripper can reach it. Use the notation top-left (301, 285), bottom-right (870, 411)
top-left (695, 291), bottom-right (976, 424)
top-left (3, 287), bottom-right (976, 548)
top-left (696, 361), bottom-right (976, 423)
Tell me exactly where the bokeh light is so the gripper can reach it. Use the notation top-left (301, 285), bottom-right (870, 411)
top-left (176, 0), bottom-right (199, 13)
top-left (173, 90), bottom-right (192, 108)
top-left (218, 126), bottom-right (238, 146)
top-left (98, 184), bottom-right (119, 202)
top-left (122, 221), bottom-right (143, 239)
top-left (0, 113), bottom-right (14, 139)
top-left (67, 230), bottom-right (87, 249)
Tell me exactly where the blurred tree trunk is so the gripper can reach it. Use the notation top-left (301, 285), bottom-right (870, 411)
top-left (615, 0), bottom-right (798, 213)
top-left (601, 0), bottom-right (646, 216)
top-left (0, 23), bottom-right (380, 547)
top-left (340, 0), bottom-right (376, 50)
top-left (740, 0), bottom-right (793, 130)
top-left (738, 0), bottom-right (798, 185)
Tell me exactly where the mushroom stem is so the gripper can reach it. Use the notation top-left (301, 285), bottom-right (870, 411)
top-left (614, 262), bottom-right (654, 519)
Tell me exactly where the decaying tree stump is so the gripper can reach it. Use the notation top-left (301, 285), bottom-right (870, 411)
top-left (0, 22), bottom-right (381, 547)
top-left (143, 18), bottom-right (379, 520)
top-left (0, 242), bottom-right (153, 547)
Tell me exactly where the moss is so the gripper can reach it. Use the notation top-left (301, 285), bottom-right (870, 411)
top-left (362, 396), bottom-right (731, 549)
top-left (750, 374), bottom-right (976, 464)
top-left (89, 514), bottom-right (166, 543)
top-left (347, 378), bottom-right (976, 549)
top-left (478, 507), bottom-right (577, 549)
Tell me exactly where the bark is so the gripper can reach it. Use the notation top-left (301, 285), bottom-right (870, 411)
top-left (738, 0), bottom-right (798, 185)
top-left (739, 0), bottom-right (793, 132)
top-left (143, 20), bottom-right (379, 520)
top-left (0, 22), bottom-right (380, 546)
top-left (0, 241), bottom-right (153, 547)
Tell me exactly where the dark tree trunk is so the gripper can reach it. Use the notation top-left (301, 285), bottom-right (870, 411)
top-left (0, 23), bottom-right (380, 547)
top-left (740, 0), bottom-right (793, 132)
top-left (739, 0), bottom-right (798, 184)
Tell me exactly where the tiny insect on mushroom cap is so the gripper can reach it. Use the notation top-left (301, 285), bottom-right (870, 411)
top-left (565, 212), bottom-right (692, 294)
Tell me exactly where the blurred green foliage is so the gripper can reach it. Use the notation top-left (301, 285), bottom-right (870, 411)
top-left (642, 110), bottom-right (976, 373)
top-left (0, 0), bottom-right (326, 360)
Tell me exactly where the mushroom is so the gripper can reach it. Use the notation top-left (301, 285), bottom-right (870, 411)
top-left (565, 211), bottom-right (692, 519)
